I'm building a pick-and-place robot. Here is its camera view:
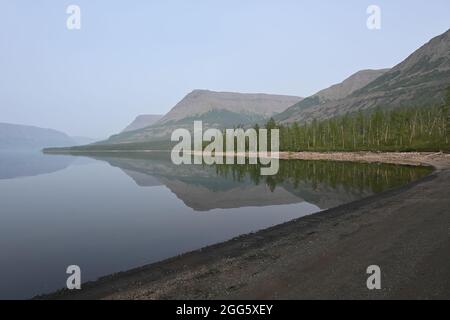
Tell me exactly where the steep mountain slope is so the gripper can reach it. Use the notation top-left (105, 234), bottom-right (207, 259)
top-left (104, 90), bottom-right (302, 144)
top-left (122, 114), bottom-right (163, 132)
top-left (281, 28), bottom-right (450, 123)
top-left (275, 69), bottom-right (389, 122)
top-left (0, 123), bottom-right (76, 150)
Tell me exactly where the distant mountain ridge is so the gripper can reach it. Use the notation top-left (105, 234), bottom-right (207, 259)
top-left (159, 89), bottom-right (302, 124)
top-left (122, 114), bottom-right (163, 132)
top-left (280, 28), bottom-right (450, 123)
top-left (0, 123), bottom-right (76, 150)
top-left (103, 90), bottom-right (302, 144)
top-left (275, 69), bottom-right (389, 122)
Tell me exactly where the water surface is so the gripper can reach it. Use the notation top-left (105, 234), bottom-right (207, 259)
top-left (0, 151), bottom-right (431, 299)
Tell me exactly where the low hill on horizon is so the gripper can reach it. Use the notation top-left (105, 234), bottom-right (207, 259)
top-left (0, 122), bottom-right (76, 151)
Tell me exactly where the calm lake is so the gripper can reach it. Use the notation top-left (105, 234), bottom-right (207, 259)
top-left (0, 151), bottom-right (432, 299)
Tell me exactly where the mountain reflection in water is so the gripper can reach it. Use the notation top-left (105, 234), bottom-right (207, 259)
top-left (87, 152), bottom-right (432, 211)
top-left (0, 151), bottom-right (75, 180)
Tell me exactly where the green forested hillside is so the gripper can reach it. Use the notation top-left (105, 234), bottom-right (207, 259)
top-left (269, 88), bottom-right (450, 152)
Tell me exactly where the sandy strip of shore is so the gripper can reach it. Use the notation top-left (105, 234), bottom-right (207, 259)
top-left (279, 151), bottom-right (450, 168)
top-left (49, 149), bottom-right (448, 168)
top-left (40, 152), bottom-right (450, 300)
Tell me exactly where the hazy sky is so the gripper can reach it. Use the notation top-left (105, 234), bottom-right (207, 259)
top-left (1, 1), bottom-right (449, 137)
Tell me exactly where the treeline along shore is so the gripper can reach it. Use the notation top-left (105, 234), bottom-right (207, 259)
top-left (273, 104), bottom-right (449, 152)
top-left (272, 88), bottom-right (449, 153)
